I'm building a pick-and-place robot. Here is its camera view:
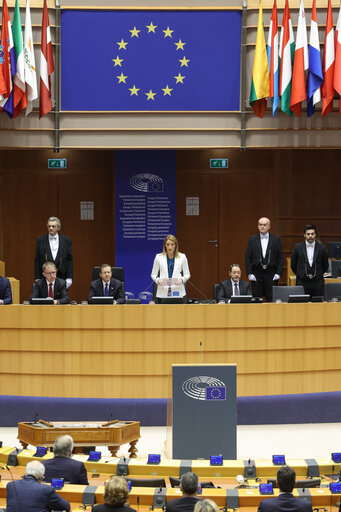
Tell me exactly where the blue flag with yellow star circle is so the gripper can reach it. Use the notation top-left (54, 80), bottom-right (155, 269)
top-left (61, 9), bottom-right (241, 111)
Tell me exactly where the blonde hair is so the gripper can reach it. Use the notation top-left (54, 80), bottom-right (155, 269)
top-left (194, 499), bottom-right (220, 512)
top-left (162, 234), bottom-right (179, 258)
top-left (104, 476), bottom-right (129, 506)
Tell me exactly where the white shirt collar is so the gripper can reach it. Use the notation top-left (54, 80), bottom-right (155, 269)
top-left (260, 233), bottom-right (269, 239)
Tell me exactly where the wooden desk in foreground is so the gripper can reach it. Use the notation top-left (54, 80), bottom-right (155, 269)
top-left (0, 481), bottom-right (340, 509)
top-left (17, 420), bottom-right (140, 457)
top-left (0, 303), bottom-right (340, 398)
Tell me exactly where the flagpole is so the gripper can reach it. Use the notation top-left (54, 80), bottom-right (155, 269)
top-left (54, 0), bottom-right (61, 153)
top-left (240, 0), bottom-right (247, 150)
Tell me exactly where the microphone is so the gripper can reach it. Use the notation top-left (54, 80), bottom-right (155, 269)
top-left (200, 341), bottom-right (204, 363)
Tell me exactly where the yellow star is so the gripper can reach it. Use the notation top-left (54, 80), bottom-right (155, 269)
top-left (163, 27), bottom-right (174, 38)
top-left (117, 39), bottom-right (128, 50)
top-left (146, 22), bottom-right (157, 33)
top-left (174, 39), bottom-right (186, 50)
top-left (117, 72), bottom-right (128, 84)
top-left (145, 89), bottom-right (156, 101)
top-left (179, 56), bottom-right (190, 67)
top-left (130, 26), bottom-right (140, 38)
top-left (174, 73), bottom-right (185, 84)
top-left (129, 85), bottom-right (140, 96)
top-left (112, 55), bottom-right (124, 67)
top-left (162, 85), bottom-right (173, 96)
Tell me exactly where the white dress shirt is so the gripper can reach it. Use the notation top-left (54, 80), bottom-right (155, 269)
top-left (306, 241), bottom-right (315, 266)
top-left (231, 279), bottom-right (240, 295)
top-left (49, 234), bottom-right (59, 260)
top-left (260, 233), bottom-right (269, 258)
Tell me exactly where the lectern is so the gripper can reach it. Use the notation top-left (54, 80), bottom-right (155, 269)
top-left (169, 363), bottom-right (237, 460)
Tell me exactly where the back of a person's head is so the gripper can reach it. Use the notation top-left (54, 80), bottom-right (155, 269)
top-left (26, 460), bottom-right (45, 479)
top-left (180, 472), bottom-right (199, 495)
top-left (104, 476), bottom-right (129, 506)
top-left (53, 435), bottom-right (73, 457)
top-left (194, 499), bottom-right (219, 512)
top-left (277, 466), bottom-right (296, 492)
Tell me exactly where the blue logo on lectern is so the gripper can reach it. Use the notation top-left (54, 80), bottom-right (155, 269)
top-left (182, 376), bottom-right (226, 401)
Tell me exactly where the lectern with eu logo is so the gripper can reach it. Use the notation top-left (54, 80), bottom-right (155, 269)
top-left (167, 364), bottom-right (237, 460)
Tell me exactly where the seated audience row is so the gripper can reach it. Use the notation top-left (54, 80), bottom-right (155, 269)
top-left (4, 464), bottom-right (313, 512)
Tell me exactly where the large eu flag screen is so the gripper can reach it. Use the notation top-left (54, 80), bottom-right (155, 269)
top-left (61, 9), bottom-right (242, 111)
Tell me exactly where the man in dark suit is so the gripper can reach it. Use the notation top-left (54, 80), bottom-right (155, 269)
top-left (291, 224), bottom-right (328, 299)
top-left (245, 217), bottom-right (283, 302)
top-left (217, 264), bottom-right (251, 303)
top-left (0, 275), bottom-right (12, 304)
top-left (6, 460), bottom-right (70, 512)
top-left (166, 472), bottom-right (200, 512)
top-left (30, 262), bottom-right (69, 304)
top-left (34, 216), bottom-right (73, 289)
top-left (42, 434), bottom-right (89, 485)
top-left (257, 465), bottom-right (312, 512)
top-left (88, 263), bottom-right (125, 304)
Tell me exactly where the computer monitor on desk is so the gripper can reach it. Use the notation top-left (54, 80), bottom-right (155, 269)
top-left (90, 296), bottom-right (114, 304)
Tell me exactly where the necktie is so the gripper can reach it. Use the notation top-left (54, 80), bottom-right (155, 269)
top-left (105, 283), bottom-right (109, 297)
top-left (234, 283), bottom-right (240, 296)
top-left (49, 283), bottom-right (53, 298)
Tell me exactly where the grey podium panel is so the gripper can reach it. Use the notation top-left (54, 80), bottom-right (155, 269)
top-left (172, 364), bottom-right (236, 460)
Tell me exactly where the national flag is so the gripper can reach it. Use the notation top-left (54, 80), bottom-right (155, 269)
top-left (267, 0), bottom-right (279, 116)
top-left (279, 0), bottom-right (295, 116)
top-left (24, 0), bottom-right (38, 116)
top-left (290, 0), bottom-right (308, 117)
top-left (250, 0), bottom-right (269, 118)
top-left (0, 0), bottom-right (16, 117)
top-left (12, 0), bottom-right (27, 118)
top-left (322, 0), bottom-right (335, 117)
top-left (334, 2), bottom-right (341, 112)
top-left (40, 0), bottom-right (54, 118)
top-left (307, 0), bottom-right (323, 117)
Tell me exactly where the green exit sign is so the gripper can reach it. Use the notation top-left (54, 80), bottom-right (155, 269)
top-left (210, 158), bottom-right (228, 168)
top-left (48, 158), bottom-right (67, 169)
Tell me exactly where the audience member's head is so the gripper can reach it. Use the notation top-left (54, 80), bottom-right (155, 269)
top-left (53, 435), bottom-right (74, 458)
top-left (194, 499), bottom-right (220, 512)
top-left (180, 472), bottom-right (199, 496)
top-left (277, 465), bottom-right (296, 493)
top-left (103, 476), bottom-right (129, 506)
top-left (25, 460), bottom-right (45, 481)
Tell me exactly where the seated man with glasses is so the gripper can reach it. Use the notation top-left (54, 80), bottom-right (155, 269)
top-left (30, 262), bottom-right (69, 304)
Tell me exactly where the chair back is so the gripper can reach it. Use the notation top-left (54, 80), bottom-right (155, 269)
top-left (272, 285), bottom-right (305, 302)
top-left (213, 283), bottom-right (223, 302)
top-left (92, 266), bottom-right (124, 282)
top-left (325, 282), bottom-right (341, 301)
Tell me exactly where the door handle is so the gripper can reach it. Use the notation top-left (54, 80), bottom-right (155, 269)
top-left (209, 240), bottom-right (219, 248)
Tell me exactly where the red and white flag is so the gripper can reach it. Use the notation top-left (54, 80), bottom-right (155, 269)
top-left (290, 0), bottom-right (308, 117)
top-left (39, 0), bottom-right (54, 118)
top-left (322, 0), bottom-right (335, 117)
top-left (334, 2), bottom-right (341, 112)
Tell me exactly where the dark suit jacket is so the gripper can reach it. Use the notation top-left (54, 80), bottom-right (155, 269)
top-left (245, 233), bottom-right (283, 276)
top-left (291, 241), bottom-right (329, 283)
top-left (34, 233), bottom-right (73, 281)
top-left (30, 277), bottom-right (69, 304)
top-left (6, 474), bottom-right (70, 512)
top-left (217, 279), bottom-right (251, 302)
top-left (42, 456), bottom-right (89, 485)
top-left (0, 275), bottom-right (12, 304)
top-left (88, 277), bottom-right (125, 304)
top-left (257, 492), bottom-right (312, 512)
top-left (166, 496), bottom-right (199, 512)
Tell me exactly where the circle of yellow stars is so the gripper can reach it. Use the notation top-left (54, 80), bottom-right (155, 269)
top-left (112, 22), bottom-right (190, 101)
